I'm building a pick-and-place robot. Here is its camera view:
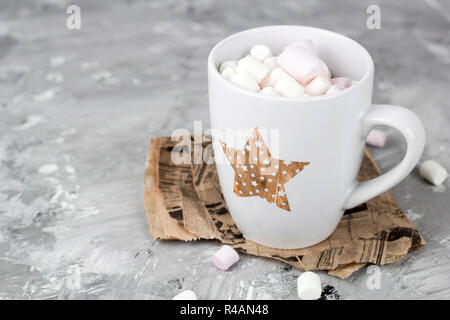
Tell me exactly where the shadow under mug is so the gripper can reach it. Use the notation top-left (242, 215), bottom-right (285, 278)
top-left (208, 26), bottom-right (425, 249)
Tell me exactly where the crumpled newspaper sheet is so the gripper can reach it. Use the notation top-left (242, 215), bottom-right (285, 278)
top-left (143, 135), bottom-right (425, 278)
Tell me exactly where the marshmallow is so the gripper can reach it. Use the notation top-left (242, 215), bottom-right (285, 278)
top-left (263, 56), bottom-right (278, 71)
top-left (286, 39), bottom-right (316, 55)
top-left (250, 45), bottom-right (272, 62)
top-left (277, 45), bottom-right (329, 85)
top-left (219, 43), bottom-right (355, 98)
top-left (237, 55), bottom-right (270, 83)
top-left (219, 60), bottom-right (237, 73)
top-left (326, 84), bottom-right (342, 95)
top-left (260, 87), bottom-right (279, 96)
top-left (173, 290), bottom-right (198, 300)
top-left (229, 70), bottom-right (260, 92)
top-left (297, 271), bottom-right (322, 300)
top-left (213, 245), bottom-right (240, 270)
top-left (260, 67), bottom-right (291, 88)
top-left (330, 77), bottom-right (352, 90)
top-left (419, 160), bottom-right (448, 186)
top-left (305, 76), bottom-right (331, 96)
top-left (220, 68), bottom-right (235, 80)
top-left (366, 129), bottom-right (387, 148)
top-left (275, 76), bottom-right (305, 98)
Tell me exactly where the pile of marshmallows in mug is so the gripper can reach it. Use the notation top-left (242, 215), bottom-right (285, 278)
top-left (172, 41), bottom-right (449, 300)
top-left (219, 40), bottom-right (354, 98)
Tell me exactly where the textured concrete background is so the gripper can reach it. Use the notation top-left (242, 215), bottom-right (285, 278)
top-left (0, 0), bottom-right (449, 299)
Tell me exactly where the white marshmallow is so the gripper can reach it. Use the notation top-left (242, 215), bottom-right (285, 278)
top-left (220, 67), bottom-right (235, 80)
top-left (260, 67), bottom-right (291, 88)
top-left (297, 271), bottom-right (321, 300)
top-left (275, 76), bottom-right (305, 98)
top-left (219, 60), bottom-right (237, 73)
top-left (250, 45), bottom-right (272, 62)
top-left (237, 55), bottom-right (269, 83)
top-left (326, 84), bottom-right (342, 95)
top-left (229, 70), bottom-right (260, 92)
top-left (305, 76), bottom-right (332, 96)
top-left (260, 87), bottom-right (279, 96)
top-left (263, 56), bottom-right (278, 71)
top-left (173, 290), bottom-right (198, 300)
top-left (419, 160), bottom-right (448, 186)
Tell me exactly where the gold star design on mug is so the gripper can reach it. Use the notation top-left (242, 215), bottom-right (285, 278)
top-left (220, 128), bottom-right (310, 212)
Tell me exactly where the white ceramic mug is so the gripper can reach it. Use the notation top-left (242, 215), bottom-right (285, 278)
top-left (207, 26), bottom-right (425, 249)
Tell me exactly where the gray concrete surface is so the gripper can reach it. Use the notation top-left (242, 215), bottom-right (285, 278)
top-left (0, 0), bottom-right (449, 299)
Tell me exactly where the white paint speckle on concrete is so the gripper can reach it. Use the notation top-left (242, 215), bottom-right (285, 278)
top-left (38, 164), bottom-right (59, 175)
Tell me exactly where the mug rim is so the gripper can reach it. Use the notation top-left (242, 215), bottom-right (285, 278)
top-left (207, 25), bottom-right (375, 102)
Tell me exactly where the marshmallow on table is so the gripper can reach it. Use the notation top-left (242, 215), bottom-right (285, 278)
top-left (213, 245), bottom-right (240, 270)
top-left (330, 77), bottom-right (352, 90)
top-left (219, 60), bottom-right (237, 73)
top-left (260, 67), bottom-right (291, 88)
top-left (297, 271), bottom-right (322, 300)
top-left (173, 290), bottom-right (198, 300)
top-left (237, 55), bottom-right (269, 83)
top-left (419, 160), bottom-right (448, 186)
top-left (275, 76), bottom-right (305, 98)
top-left (229, 70), bottom-right (260, 93)
top-left (263, 56), bottom-right (278, 71)
top-left (305, 75), bottom-right (331, 96)
top-left (366, 129), bottom-right (387, 148)
top-left (220, 68), bottom-right (235, 80)
top-left (250, 45), bottom-right (272, 62)
top-left (260, 87), bottom-right (279, 96)
top-left (277, 45), bottom-right (329, 85)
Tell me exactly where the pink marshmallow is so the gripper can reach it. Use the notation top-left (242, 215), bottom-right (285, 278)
top-left (366, 129), bottom-right (387, 148)
top-left (212, 245), bottom-right (239, 270)
top-left (330, 77), bottom-right (352, 90)
top-left (285, 39), bottom-right (316, 55)
top-left (277, 45), bottom-right (329, 85)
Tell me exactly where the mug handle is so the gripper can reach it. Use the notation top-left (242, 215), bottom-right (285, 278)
top-left (344, 104), bottom-right (426, 209)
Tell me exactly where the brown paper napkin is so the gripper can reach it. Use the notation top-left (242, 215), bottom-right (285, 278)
top-left (143, 135), bottom-right (425, 278)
